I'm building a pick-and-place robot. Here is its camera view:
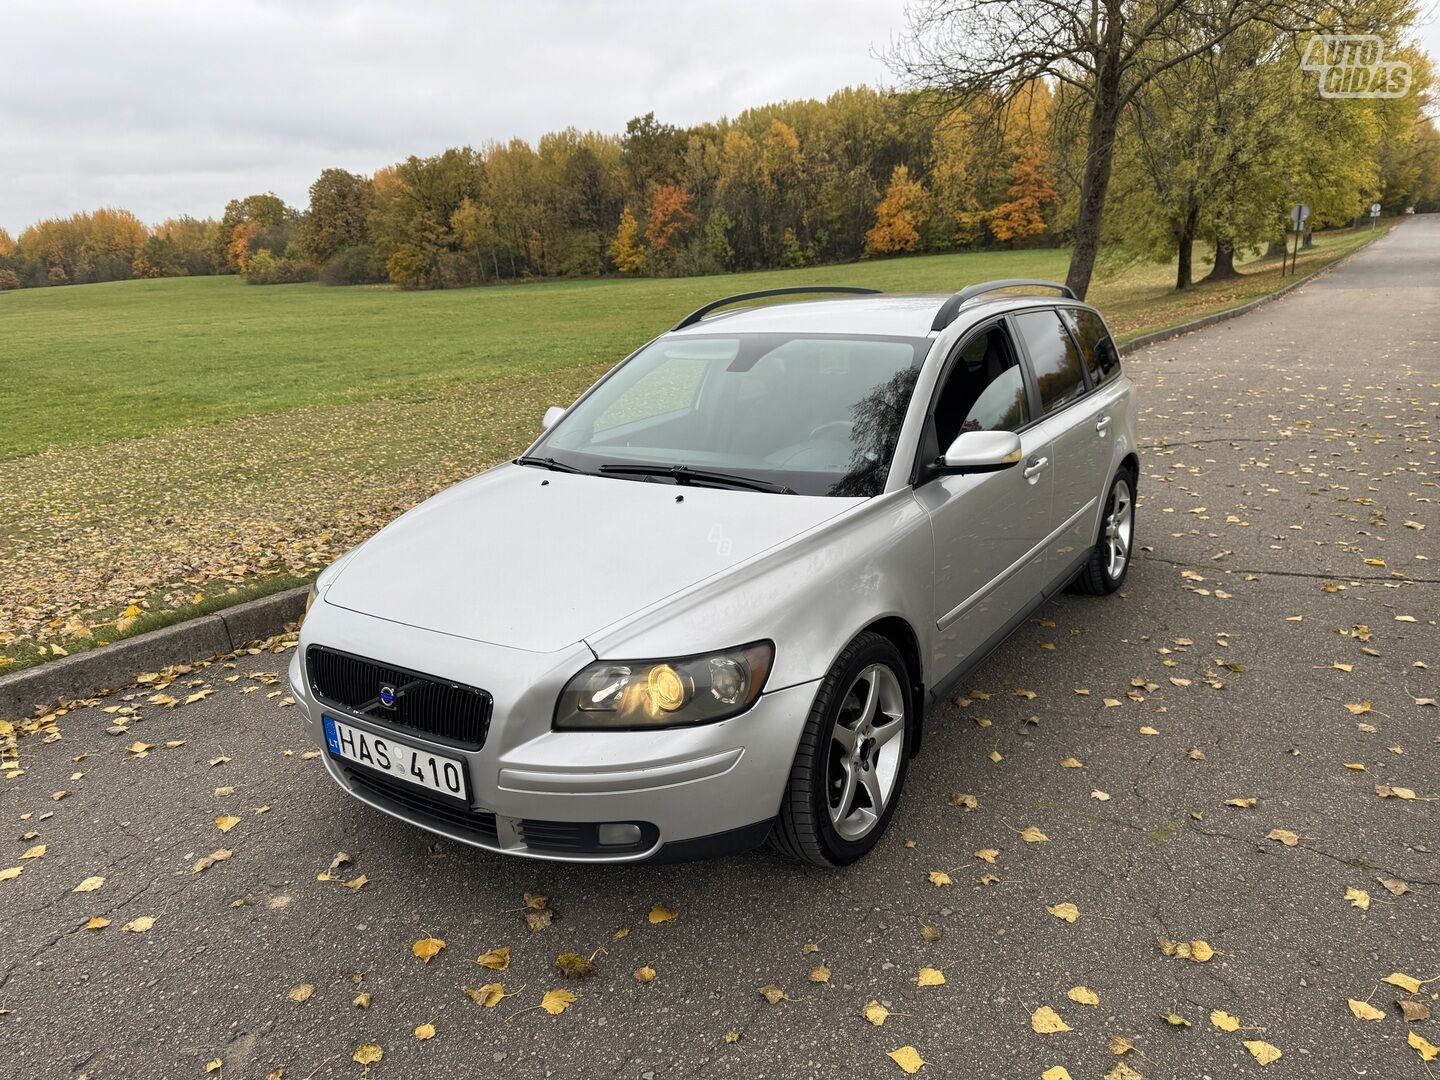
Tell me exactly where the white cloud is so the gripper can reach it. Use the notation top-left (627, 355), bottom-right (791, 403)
top-left (0, 0), bottom-right (910, 233)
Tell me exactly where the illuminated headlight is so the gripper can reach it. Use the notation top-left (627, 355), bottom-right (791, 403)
top-left (554, 642), bottom-right (774, 729)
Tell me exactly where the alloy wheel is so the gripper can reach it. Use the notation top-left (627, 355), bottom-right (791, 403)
top-left (826, 663), bottom-right (905, 841)
top-left (1105, 477), bottom-right (1134, 580)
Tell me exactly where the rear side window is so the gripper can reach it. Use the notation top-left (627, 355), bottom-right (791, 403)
top-left (1062, 308), bottom-right (1121, 385)
top-left (1014, 309), bottom-right (1086, 413)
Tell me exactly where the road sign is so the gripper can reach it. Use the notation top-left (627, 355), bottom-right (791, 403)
top-left (1289, 204), bottom-right (1311, 231)
top-left (1369, 202), bottom-right (1381, 217)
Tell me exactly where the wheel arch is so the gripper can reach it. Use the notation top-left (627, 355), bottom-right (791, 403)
top-left (858, 615), bottom-right (926, 758)
top-left (1118, 451), bottom-right (1139, 486)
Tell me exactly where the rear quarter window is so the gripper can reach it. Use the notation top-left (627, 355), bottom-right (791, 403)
top-left (1062, 308), bottom-right (1121, 385)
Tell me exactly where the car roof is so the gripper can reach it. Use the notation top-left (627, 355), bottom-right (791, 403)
top-left (665, 290), bottom-right (1092, 339)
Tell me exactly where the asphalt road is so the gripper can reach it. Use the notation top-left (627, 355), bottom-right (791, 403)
top-left (3, 219), bottom-right (1437, 1080)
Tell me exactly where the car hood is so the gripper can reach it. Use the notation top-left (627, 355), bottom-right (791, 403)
top-left (324, 463), bottom-right (863, 653)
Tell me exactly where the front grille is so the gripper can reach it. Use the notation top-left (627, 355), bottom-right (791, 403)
top-left (344, 766), bottom-right (500, 845)
top-left (342, 765), bottom-right (659, 857)
top-left (307, 645), bottom-right (491, 749)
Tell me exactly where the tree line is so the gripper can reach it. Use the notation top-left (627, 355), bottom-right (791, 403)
top-left (1, 13), bottom-right (1436, 298)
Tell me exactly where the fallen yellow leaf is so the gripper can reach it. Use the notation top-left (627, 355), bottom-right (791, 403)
top-left (1021, 826), bottom-right (1049, 843)
top-left (1410, 1030), bottom-right (1440, 1062)
top-left (1067, 986), bottom-right (1099, 1006)
top-left (863, 1000), bottom-right (890, 1026)
top-left (887, 1046), bottom-right (926, 1074)
top-left (916, 967), bottom-right (945, 987)
top-left (414, 1023), bottom-right (435, 1040)
top-left (412, 937), bottom-right (446, 963)
top-left (476, 946), bottom-right (510, 971)
top-left (287, 983), bottom-right (314, 1002)
top-left (465, 984), bottom-right (507, 1008)
top-left (928, 870), bottom-right (953, 886)
top-left (648, 904), bottom-right (678, 924)
top-left (1267, 828), bottom-right (1300, 846)
top-left (214, 815), bottom-right (240, 833)
top-left (1042, 1069), bottom-right (1072, 1080)
top-left (758, 984), bottom-right (786, 1004)
top-left (1348, 998), bottom-right (1385, 1021)
top-left (1384, 972), bottom-right (1422, 994)
top-left (974, 849), bottom-right (999, 864)
top-left (540, 988), bottom-right (577, 1015)
top-left (809, 964), bottom-right (831, 984)
top-left (634, 965), bottom-right (657, 984)
top-left (352, 1044), bottom-right (383, 1065)
top-left (121, 916), bottom-right (155, 933)
top-left (1031, 1006), bottom-right (1071, 1033)
top-left (73, 875), bottom-right (104, 893)
top-left (1164, 1012), bottom-right (1192, 1026)
top-left (20, 844), bottom-right (46, 860)
top-left (1210, 1010), bottom-right (1240, 1031)
top-left (1345, 887), bottom-right (1370, 910)
top-left (1244, 1040), bottom-right (1283, 1066)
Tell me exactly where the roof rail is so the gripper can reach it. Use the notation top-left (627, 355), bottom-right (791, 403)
top-left (930, 279), bottom-right (1076, 332)
top-left (672, 286), bottom-right (881, 331)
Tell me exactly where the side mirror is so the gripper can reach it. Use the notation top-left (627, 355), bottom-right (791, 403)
top-left (939, 430), bottom-right (1022, 474)
top-left (541, 406), bottom-right (566, 430)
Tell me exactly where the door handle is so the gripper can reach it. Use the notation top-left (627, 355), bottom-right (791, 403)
top-left (1095, 415), bottom-right (1112, 434)
top-left (1023, 456), bottom-right (1049, 479)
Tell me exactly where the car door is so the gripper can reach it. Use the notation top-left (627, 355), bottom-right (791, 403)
top-left (911, 320), bottom-right (1053, 680)
top-left (1011, 307), bottom-right (1109, 585)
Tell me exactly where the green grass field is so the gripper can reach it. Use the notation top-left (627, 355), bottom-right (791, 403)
top-left (0, 227), bottom-right (1389, 672)
top-left (0, 230), bottom-right (1380, 462)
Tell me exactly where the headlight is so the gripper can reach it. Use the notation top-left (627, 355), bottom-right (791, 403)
top-left (303, 584), bottom-right (318, 622)
top-left (554, 642), bottom-right (774, 729)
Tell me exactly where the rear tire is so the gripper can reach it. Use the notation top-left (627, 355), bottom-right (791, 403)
top-left (768, 632), bottom-right (913, 867)
top-left (1073, 467), bottom-right (1136, 596)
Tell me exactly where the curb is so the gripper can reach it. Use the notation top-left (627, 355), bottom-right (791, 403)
top-left (1115, 229), bottom-right (1385, 356)
top-left (0, 585), bottom-right (308, 720)
top-left (0, 225), bottom-right (1393, 720)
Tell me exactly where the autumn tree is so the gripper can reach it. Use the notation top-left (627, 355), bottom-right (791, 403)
top-left (609, 208), bottom-right (644, 273)
top-left (887, 0), bottom-right (1338, 298)
top-left (866, 165), bottom-right (930, 254)
top-left (990, 146), bottom-right (1055, 241)
top-left (0, 228), bottom-right (14, 257)
top-left (643, 184), bottom-right (696, 273)
top-left (301, 168), bottom-right (374, 266)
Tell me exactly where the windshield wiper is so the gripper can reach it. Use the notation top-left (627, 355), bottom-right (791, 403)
top-left (514, 455), bottom-right (584, 474)
top-left (598, 463), bottom-right (796, 495)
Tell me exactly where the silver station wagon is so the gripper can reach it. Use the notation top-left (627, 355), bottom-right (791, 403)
top-left (288, 280), bottom-right (1137, 866)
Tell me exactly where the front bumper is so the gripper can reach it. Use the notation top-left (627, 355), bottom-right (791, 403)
top-left (287, 648), bottom-right (815, 863)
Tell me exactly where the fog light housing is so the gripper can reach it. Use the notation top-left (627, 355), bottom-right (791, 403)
top-left (597, 822), bottom-right (644, 847)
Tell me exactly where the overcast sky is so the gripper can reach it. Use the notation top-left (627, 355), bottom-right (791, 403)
top-left (3, 0), bottom-right (1438, 236)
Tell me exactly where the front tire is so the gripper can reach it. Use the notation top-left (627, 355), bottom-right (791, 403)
top-left (1073, 467), bottom-right (1136, 595)
top-left (769, 632), bottom-right (913, 867)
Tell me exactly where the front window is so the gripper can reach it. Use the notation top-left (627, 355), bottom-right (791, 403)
top-left (535, 333), bottom-right (927, 497)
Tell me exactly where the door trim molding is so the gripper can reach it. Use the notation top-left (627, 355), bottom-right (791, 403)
top-left (937, 495), bottom-right (1099, 632)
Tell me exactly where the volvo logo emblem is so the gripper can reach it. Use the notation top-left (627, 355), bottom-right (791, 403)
top-left (378, 685), bottom-right (398, 708)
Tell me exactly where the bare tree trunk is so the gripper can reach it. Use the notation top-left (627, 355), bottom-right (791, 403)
top-left (1204, 235), bottom-right (1239, 282)
top-left (1176, 202), bottom-right (1199, 290)
top-left (1302, 226), bottom-right (1313, 248)
top-left (1065, 62), bottom-right (1123, 300)
top-left (1265, 241), bottom-right (1286, 258)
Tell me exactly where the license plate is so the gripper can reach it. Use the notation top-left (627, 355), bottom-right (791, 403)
top-left (323, 715), bottom-right (468, 801)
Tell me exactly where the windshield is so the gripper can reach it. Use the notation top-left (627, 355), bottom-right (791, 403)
top-left (534, 333), bottom-right (927, 497)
